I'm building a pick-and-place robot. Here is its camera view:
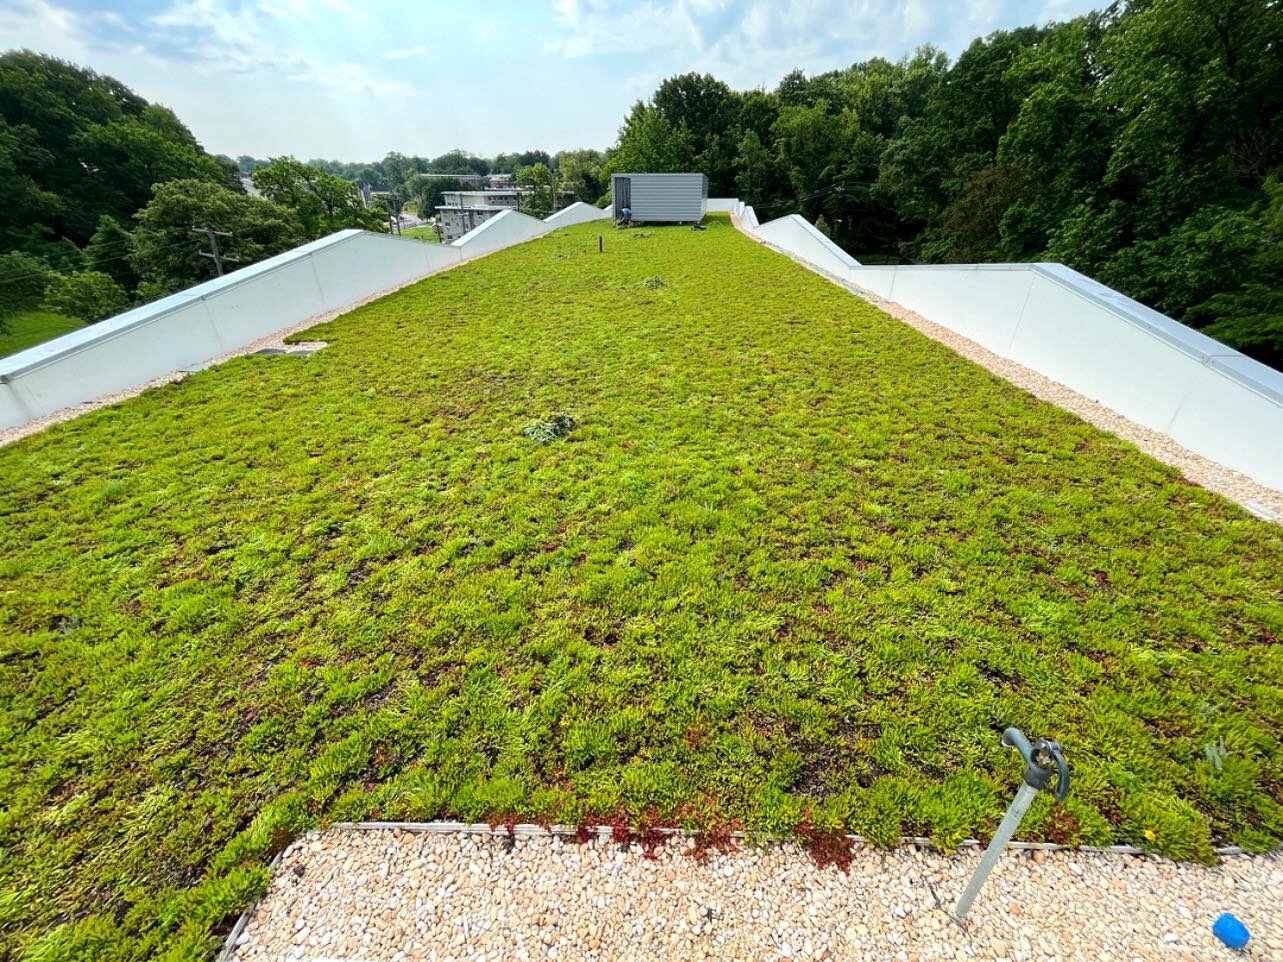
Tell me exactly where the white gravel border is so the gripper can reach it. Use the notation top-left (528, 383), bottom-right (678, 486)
top-left (324, 821), bottom-right (1255, 858)
top-left (732, 215), bottom-right (1283, 523)
top-left (222, 823), bottom-right (1283, 962)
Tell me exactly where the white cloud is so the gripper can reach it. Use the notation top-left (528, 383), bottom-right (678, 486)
top-left (0, 0), bottom-right (104, 56)
top-left (384, 45), bottom-right (427, 60)
top-left (290, 60), bottom-right (416, 98)
top-left (147, 0), bottom-right (283, 71)
top-left (258, 0), bottom-right (354, 15)
top-left (545, 0), bottom-right (1100, 88)
top-left (140, 0), bottom-right (416, 95)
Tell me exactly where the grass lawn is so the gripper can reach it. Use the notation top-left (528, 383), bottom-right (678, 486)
top-left (1, 216), bottom-right (1281, 959)
top-left (402, 225), bottom-right (441, 242)
top-left (0, 310), bottom-right (85, 358)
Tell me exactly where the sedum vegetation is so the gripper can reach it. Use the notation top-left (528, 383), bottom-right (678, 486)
top-left (1, 217), bottom-right (1282, 959)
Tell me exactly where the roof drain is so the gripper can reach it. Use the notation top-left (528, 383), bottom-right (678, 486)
top-left (952, 727), bottom-right (1069, 921)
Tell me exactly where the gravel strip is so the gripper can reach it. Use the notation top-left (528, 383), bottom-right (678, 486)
top-left (227, 828), bottom-right (1281, 961)
top-left (0, 270), bottom-right (441, 449)
top-left (732, 216), bottom-right (1283, 522)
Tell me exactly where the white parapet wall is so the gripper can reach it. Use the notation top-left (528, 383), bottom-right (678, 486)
top-left (0, 230), bottom-right (464, 431)
top-left (714, 197), bottom-right (1283, 493)
top-left (544, 202), bottom-right (612, 228)
top-left (754, 214), bottom-right (862, 275)
top-left (0, 206), bottom-right (575, 433)
top-left (451, 208), bottom-right (551, 260)
top-left (847, 261), bottom-right (1283, 490)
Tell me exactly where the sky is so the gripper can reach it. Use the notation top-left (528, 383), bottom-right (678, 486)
top-left (0, 0), bottom-right (1103, 162)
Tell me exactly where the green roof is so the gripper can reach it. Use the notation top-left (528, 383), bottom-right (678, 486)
top-left (2, 216), bottom-right (1281, 959)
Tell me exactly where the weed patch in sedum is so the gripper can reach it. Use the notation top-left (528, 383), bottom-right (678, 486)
top-left (1, 216), bottom-right (1282, 958)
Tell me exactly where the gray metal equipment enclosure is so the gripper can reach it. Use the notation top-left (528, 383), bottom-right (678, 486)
top-left (611, 173), bottom-right (708, 223)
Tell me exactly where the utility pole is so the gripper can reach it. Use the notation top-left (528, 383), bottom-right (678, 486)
top-left (191, 227), bottom-right (240, 277)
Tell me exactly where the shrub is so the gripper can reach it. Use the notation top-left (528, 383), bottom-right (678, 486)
top-left (41, 270), bottom-right (130, 323)
top-left (0, 251), bottom-right (54, 317)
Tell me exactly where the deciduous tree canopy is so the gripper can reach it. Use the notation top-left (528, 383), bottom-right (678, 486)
top-left (250, 157), bottom-right (386, 238)
top-left (605, 1), bottom-right (1283, 367)
top-left (131, 179), bottom-right (306, 297)
top-left (0, 51), bottom-right (227, 258)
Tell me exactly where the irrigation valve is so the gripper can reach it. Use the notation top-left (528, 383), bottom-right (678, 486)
top-left (1003, 727), bottom-right (1070, 803)
top-left (952, 727), bottom-right (1070, 921)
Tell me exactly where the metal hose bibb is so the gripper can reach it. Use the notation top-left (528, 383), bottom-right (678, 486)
top-left (953, 727), bottom-right (1069, 920)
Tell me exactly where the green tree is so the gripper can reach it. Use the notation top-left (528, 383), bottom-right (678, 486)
top-left (429, 150), bottom-right (489, 175)
top-left (733, 129), bottom-right (775, 208)
top-left (132, 179), bottom-right (306, 297)
top-left (0, 51), bottom-right (225, 255)
top-left (1099, 0), bottom-right (1282, 222)
top-left (0, 118), bottom-right (61, 255)
top-left (493, 150), bottom-right (553, 174)
top-left (604, 102), bottom-right (695, 177)
top-left (84, 215), bottom-right (138, 293)
top-left (251, 157), bottom-right (386, 237)
top-left (1183, 179), bottom-right (1283, 367)
top-left (736, 89), bottom-right (780, 144)
top-left (0, 251), bottom-right (54, 320)
top-left (236, 155), bottom-right (268, 175)
top-left (874, 29), bottom-right (1044, 249)
top-left (41, 270), bottom-right (128, 322)
top-left (213, 153), bottom-right (245, 193)
top-left (772, 100), bottom-right (853, 198)
top-left (994, 18), bottom-right (1114, 260)
top-left (555, 149), bottom-right (605, 203)
top-left (924, 163), bottom-right (1032, 262)
top-left (652, 73), bottom-right (739, 193)
top-left (516, 162), bottom-right (556, 218)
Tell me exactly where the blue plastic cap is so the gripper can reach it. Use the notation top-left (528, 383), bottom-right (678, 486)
top-left (1213, 913), bottom-right (1251, 951)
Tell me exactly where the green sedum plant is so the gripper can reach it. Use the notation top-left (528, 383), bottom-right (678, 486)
top-left (1, 216), bottom-right (1281, 959)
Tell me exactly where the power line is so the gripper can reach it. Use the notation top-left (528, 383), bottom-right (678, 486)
top-left (0, 220), bottom-right (262, 287)
top-left (0, 236), bottom-right (195, 288)
top-left (0, 216), bottom-right (315, 289)
top-left (191, 227), bottom-right (240, 277)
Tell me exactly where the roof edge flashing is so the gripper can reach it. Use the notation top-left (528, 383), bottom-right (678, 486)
top-left (0, 229), bottom-right (395, 380)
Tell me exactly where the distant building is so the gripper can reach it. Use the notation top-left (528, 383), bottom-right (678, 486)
top-left (436, 190), bottom-right (520, 241)
top-left (436, 187), bottom-right (575, 241)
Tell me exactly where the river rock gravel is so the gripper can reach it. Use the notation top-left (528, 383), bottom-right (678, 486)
top-left (226, 828), bottom-right (1281, 962)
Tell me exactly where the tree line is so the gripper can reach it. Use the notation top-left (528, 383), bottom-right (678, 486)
top-left (234, 148), bottom-right (608, 223)
top-left (0, 52), bottom-right (400, 328)
top-left (607, 0), bottom-right (1283, 368)
top-left (0, 49), bottom-right (608, 330)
